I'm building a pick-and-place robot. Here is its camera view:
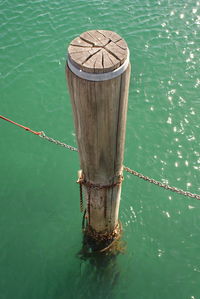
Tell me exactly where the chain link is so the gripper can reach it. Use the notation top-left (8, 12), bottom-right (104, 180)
top-left (40, 131), bottom-right (78, 152)
top-left (124, 166), bottom-right (200, 200)
top-left (39, 132), bottom-right (200, 200)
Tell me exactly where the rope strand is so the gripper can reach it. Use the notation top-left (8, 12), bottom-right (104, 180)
top-left (0, 115), bottom-right (43, 136)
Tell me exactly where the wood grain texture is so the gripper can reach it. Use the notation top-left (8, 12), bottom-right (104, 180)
top-left (66, 30), bottom-right (130, 234)
top-left (68, 30), bottom-right (128, 73)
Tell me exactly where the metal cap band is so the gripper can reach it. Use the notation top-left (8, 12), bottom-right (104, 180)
top-left (67, 50), bottom-right (130, 82)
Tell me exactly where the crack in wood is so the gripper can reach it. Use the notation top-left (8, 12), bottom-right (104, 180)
top-left (79, 36), bottom-right (95, 46)
top-left (82, 48), bottom-right (101, 66)
top-left (104, 47), bottom-right (121, 62)
top-left (70, 44), bottom-right (92, 48)
top-left (68, 30), bottom-right (127, 71)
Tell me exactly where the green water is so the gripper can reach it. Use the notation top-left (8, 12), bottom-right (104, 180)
top-left (1, 0), bottom-right (200, 298)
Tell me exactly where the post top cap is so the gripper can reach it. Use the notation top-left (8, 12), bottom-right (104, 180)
top-left (68, 30), bottom-right (128, 73)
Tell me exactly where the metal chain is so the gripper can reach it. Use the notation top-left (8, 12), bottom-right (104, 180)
top-left (79, 184), bottom-right (84, 213)
top-left (77, 176), bottom-right (124, 190)
top-left (39, 132), bottom-right (200, 200)
top-left (124, 166), bottom-right (200, 200)
top-left (40, 131), bottom-right (78, 152)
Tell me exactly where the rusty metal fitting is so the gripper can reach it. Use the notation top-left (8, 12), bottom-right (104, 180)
top-left (76, 170), bottom-right (124, 190)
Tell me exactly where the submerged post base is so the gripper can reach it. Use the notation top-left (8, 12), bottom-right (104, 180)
top-left (80, 215), bottom-right (125, 256)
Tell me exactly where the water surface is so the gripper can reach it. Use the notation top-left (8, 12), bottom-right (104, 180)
top-left (1, 0), bottom-right (200, 298)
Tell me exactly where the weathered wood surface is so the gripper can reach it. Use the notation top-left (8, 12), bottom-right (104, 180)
top-left (68, 30), bottom-right (128, 73)
top-left (66, 30), bottom-right (130, 234)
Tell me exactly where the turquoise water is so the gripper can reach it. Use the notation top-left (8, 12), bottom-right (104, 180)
top-left (1, 0), bottom-right (200, 298)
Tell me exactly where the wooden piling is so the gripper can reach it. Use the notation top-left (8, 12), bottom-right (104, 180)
top-left (66, 30), bottom-right (131, 244)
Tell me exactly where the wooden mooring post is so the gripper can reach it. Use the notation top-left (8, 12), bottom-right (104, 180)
top-left (66, 30), bottom-right (131, 249)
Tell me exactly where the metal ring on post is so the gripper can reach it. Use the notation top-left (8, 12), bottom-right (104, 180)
top-left (67, 49), bottom-right (130, 82)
